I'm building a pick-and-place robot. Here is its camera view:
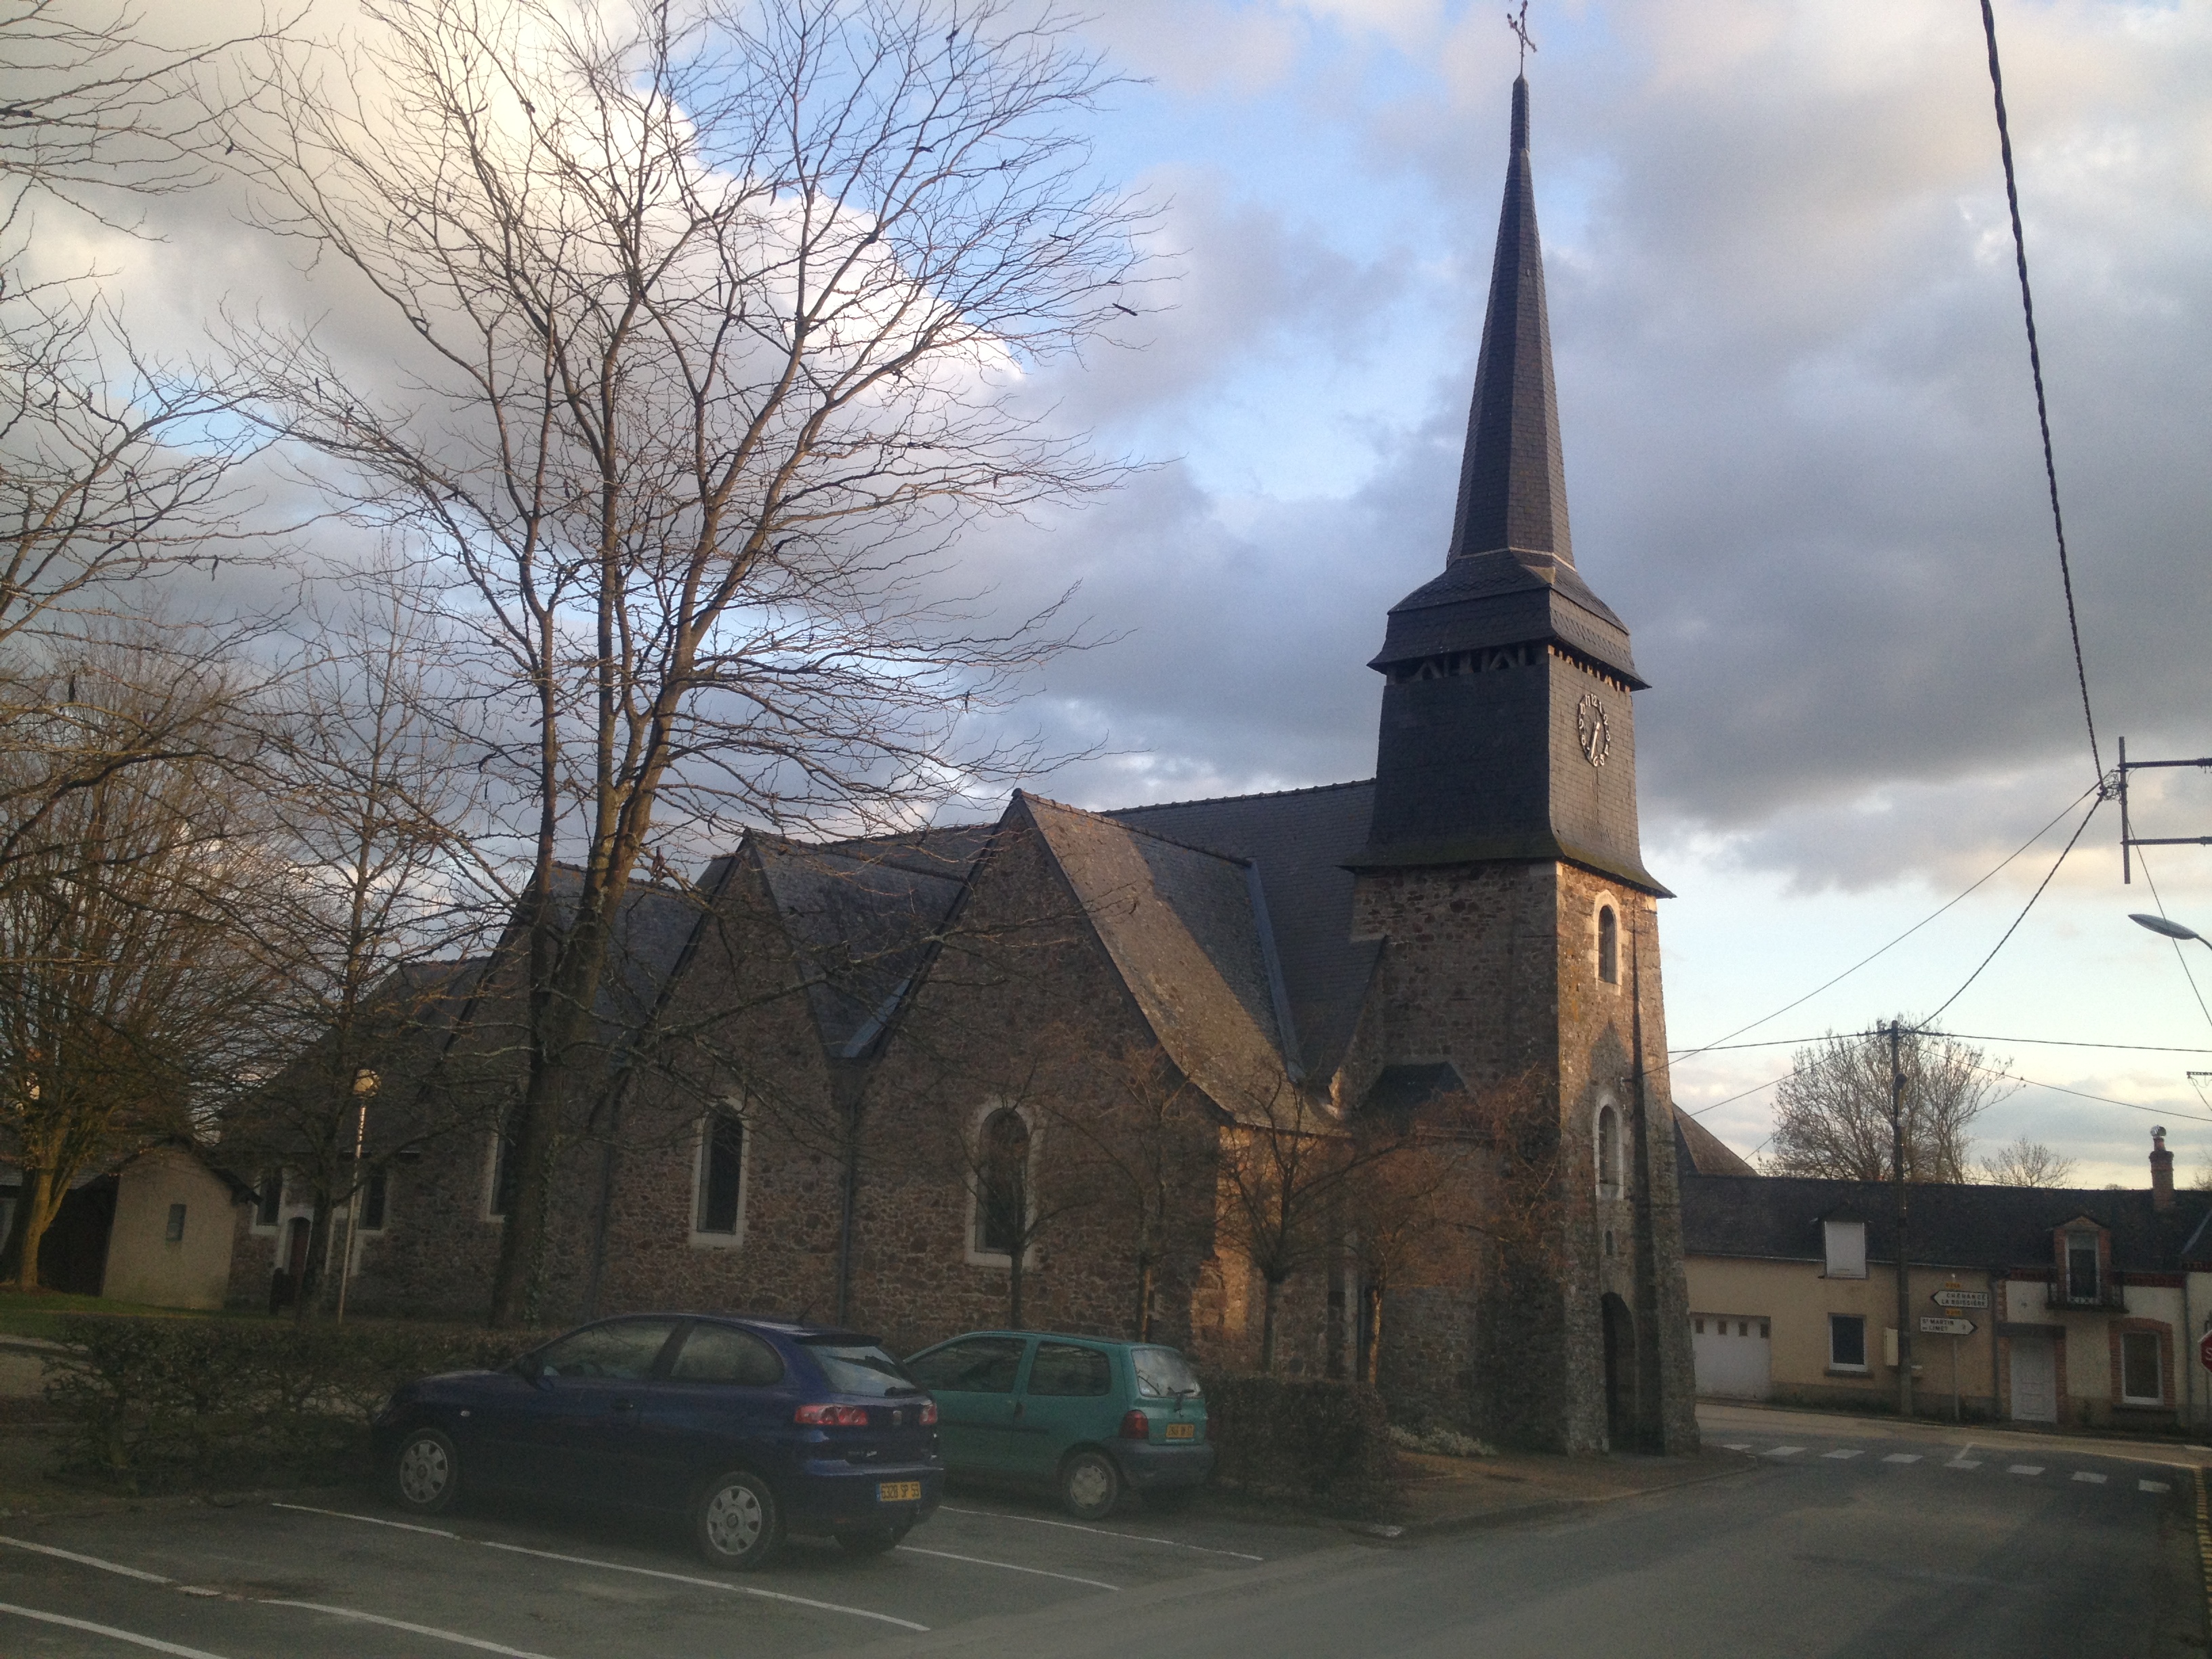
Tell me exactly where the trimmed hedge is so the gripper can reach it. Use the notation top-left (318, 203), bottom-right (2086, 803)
top-left (45, 1315), bottom-right (541, 1493)
top-left (1202, 1374), bottom-right (1400, 1516)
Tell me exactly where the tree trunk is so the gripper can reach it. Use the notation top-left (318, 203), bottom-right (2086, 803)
top-left (1261, 1275), bottom-right (1283, 1374)
top-left (1361, 1282), bottom-right (1385, 1387)
top-left (294, 1188), bottom-right (333, 1320)
top-left (1008, 1236), bottom-right (1026, 1330)
top-left (1134, 1256), bottom-right (1155, 1341)
top-left (9, 1168), bottom-right (55, 1292)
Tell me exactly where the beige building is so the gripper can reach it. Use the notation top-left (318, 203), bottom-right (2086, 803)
top-left (1679, 1126), bottom-right (2210, 1432)
top-left (100, 1143), bottom-right (251, 1310)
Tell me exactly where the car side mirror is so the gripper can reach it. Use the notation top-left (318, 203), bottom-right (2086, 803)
top-left (512, 1355), bottom-right (548, 1386)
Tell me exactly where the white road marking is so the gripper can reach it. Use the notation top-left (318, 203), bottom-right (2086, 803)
top-left (2142, 1480), bottom-right (2172, 1493)
top-left (265, 1599), bottom-right (562, 1658)
top-left (1822, 1450), bottom-right (1862, 1460)
top-left (0, 1535), bottom-right (171, 1583)
top-left (2008, 1465), bottom-right (2045, 1476)
top-left (0, 1601), bottom-right (234, 1658)
top-left (271, 1501), bottom-right (457, 1538)
top-left (898, 1544), bottom-right (1120, 1591)
top-left (1721, 1443), bottom-right (1754, 1451)
top-left (475, 1540), bottom-right (930, 1632)
top-left (937, 1504), bottom-right (1266, 1562)
top-left (1948, 1459), bottom-right (1983, 1469)
top-left (2072, 1471), bottom-right (2106, 1484)
top-left (1880, 1454), bottom-right (1921, 1465)
top-left (1764, 1446), bottom-right (1805, 1458)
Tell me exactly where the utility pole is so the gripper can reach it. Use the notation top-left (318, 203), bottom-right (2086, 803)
top-left (1889, 1021), bottom-right (1912, 1418)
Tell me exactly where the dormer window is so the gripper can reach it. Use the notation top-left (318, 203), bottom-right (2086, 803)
top-left (1823, 1218), bottom-right (1867, 1279)
top-left (2066, 1233), bottom-right (2100, 1302)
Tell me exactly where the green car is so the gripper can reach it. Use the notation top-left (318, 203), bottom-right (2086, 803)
top-left (903, 1330), bottom-right (1211, 1519)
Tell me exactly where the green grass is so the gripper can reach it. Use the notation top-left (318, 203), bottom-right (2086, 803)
top-left (0, 1290), bottom-right (267, 1343)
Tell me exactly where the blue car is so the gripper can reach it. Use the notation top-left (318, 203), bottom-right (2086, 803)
top-left (372, 1313), bottom-right (943, 1569)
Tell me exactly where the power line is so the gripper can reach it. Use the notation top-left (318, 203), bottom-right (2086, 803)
top-left (1965, 1060), bottom-right (2212, 1127)
top-left (1665, 781), bottom-right (2100, 1069)
top-left (1979, 0), bottom-right (2102, 783)
top-left (2133, 844), bottom-right (2212, 1035)
top-left (1673, 1031), bottom-right (2212, 1059)
top-left (1924, 792), bottom-right (2101, 1022)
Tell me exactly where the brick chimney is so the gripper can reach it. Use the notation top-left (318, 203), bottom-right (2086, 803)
top-left (2152, 1126), bottom-right (2174, 1210)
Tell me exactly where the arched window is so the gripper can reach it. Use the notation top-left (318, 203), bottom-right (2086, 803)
top-left (1597, 1104), bottom-right (1622, 1200)
top-left (976, 1108), bottom-right (1030, 1256)
top-left (1597, 906), bottom-right (1620, 985)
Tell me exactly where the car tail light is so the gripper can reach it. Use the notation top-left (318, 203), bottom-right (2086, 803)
top-left (795, 1404), bottom-right (871, 1426)
top-left (919, 1399), bottom-right (938, 1426)
top-left (1120, 1409), bottom-right (1151, 1440)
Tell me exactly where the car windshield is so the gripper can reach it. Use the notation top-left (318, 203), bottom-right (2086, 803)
top-left (1132, 1346), bottom-right (1202, 1399)
top-left (806, 1343), bottom-right (920, 1397)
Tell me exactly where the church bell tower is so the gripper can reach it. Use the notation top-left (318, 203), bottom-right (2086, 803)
top-left (1351, 75), bottom-right (1698, 1454)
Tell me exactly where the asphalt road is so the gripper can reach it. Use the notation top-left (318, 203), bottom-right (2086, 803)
top-left (1, 1406), bottom-right (2199, 1658)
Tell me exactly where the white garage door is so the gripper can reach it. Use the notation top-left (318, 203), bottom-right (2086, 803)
top-left (1692, 1313), bottom-right (1772, 1400)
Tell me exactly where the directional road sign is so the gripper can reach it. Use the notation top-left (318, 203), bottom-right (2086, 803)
top-left (1919, 1315), bottom-right (1975, 1336)
top-left (1931, 1290), bottom-right (1990, 1311)
top-left (2200, 1330), bottom-right (2212, 1374)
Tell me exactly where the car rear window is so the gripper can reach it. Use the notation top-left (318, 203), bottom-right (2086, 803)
top-left (1132, 1346), bottom-right (1202, 1399)
top-left (806, 1344), bottom-right (920, 1397)
top-left (1028, 1342), bottom-right (1113, 1397)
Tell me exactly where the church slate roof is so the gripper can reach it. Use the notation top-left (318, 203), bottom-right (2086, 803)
top-left (1679, 1171), bottom-right (2212, 1275)
top-left (1021, 794), bottom-right (1297, 1118)
top-left (1674, 1113), bottom-right (1757, 1177)
top-left (1107, 780), bottom-right (1382, 1081)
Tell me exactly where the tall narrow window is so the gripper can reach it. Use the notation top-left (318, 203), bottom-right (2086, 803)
top-left (1598, 906), bottom-right (1619, 984)
top-left (255, 1171), bottom-right (282, 1229)
top-left (2066, 1235), bottom-right (2100, 1301)
top-left (1828, 1313), bottom-right (1867, 1370)
top-left (359, 1170), bottom-right (388, 1232)
top-left (165, 1203), bottom-right (186, 1243)
top-left (694, 1110), bottom-right (745, 1237)
top-left (976, 1108), bottom-right (1029, 1256)
top-left (489, 1119), bottom-right (520, 1220)
top-left (1596, 1105), bottom-right (1622, 1200)
top-left (2121, 1331), bottom-right (2163, 1404)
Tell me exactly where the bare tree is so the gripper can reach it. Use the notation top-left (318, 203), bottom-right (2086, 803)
top-left (1765, 1021), bottom-right (2015, 1183)
top-left (0, 638), bottom-right (283, 1287)
top-left (1981, 1135), bottom-right (2076, 1189)
top-left (226, 0), bottom-right (1145, 1324)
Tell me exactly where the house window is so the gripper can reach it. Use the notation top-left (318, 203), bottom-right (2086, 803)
top-left (359, 1171), bottom-right (388, 1233)
top-left (1829, 1314), bottom-right (1868, 1371)
top-left (2121, 1332), bottom-right (2163, 1405)
top-left (975, 1107), bottom-right (1030, 1256)
top-left (693, 1109), bottom-right (746, 1240)
top-left (1596, 1105), bottom-right (1622, 1200)
top-left (2066, 1235), bottom-right (2100, 1301)
top-left (255, 1172), bottom-right (281, 1229)
top-left (1823, 1219), bottom-right (1867, 1279)
top-left (165, 1203), bottom-right (186, 1243)
top-left (1598, 906), bottom-right (1619, 984)
top-left (487, 1120), bottom-right (520, 1220)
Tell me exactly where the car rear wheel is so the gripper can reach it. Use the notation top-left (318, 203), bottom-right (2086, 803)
top-left (695, 1471), bottom-right (781, 1571)
top-left (1059, 1449), bottom-right (1121, 1519)
top-left (390, 1427), bottom-right (461, 1516)
top-left (834, 1525), bottom-right (910, 1557)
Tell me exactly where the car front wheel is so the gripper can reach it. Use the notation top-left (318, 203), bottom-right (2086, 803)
top-left (695, 1470), bottom-right (781, 1570)
top-left (1059, 1449), bottom-right (1121, 1520)
top-left (390, 1427), bottom-right (462, 1516)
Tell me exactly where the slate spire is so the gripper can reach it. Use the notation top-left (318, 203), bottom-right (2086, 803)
top-left (1446, 75), bottom-right (1572, 567)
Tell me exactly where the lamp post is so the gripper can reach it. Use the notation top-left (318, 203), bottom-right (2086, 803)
top-left (2132, 913), bottom-right (2211, 949)
top-left (334, 1069), bottom-right (377, 1323)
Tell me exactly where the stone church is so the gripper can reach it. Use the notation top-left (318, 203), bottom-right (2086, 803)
top-left (230, 77), bottom-right (1699, 1455)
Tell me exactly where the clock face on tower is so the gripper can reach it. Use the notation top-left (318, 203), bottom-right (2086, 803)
top-left (1576, 692), bottom-right (1611, 769)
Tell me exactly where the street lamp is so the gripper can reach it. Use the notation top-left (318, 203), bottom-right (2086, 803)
top-left (2131, 913), bottom-right (2209, 946)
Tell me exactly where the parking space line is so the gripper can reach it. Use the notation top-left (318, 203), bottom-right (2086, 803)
top-left (0, 1534), bottom-right (172, 1583)
top-left (897, 1544), bottom-right (1120, 1591)
top-left (271, 1501), bottom-right (457, 1538)
top-left (0, 1601), bottom-right (234, 1658)
top-left (474, 1540), bottom-right (930, 1632)
top-left (936, 1504), bottom-right (1265, 1562)
top-left (265, 1599), bottom-right (562, 1658)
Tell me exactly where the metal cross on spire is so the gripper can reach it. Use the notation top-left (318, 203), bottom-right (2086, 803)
top-left (1507, 2), bottom-right (1537, 73)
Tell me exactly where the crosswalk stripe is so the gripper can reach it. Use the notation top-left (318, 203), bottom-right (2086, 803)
top-left (2008, 1465), bottom-right (2044, 1475)
top-left (1721, 1443), bottom-right (1753, 1452)
top-left (1765, 1446), bottom-right (1805, 1457)
top-left (2143, 1479), bottom-right (2172, 1494)
top-left (1948, 1458), bottom-right (1982, 1469)
top-left (1881, 1454), bottom-right (1920, 1465)
top-left (2072, 1471), bottom-right (2106, 1484)
top-left (1822, 1450), bottom-right (1862, 1460)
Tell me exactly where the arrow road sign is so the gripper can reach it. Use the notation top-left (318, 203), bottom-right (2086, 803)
top-left (1931, 1290), bottom-right (1990, 1310)
top-left (2200, 1330), bottom-right (2212, 1374)
top-left (1920, 1316), bottom-right (1976, 1336)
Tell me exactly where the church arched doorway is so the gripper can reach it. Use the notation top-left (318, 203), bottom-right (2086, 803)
top-left (1601, 1292), bottom-right (1637, 1450)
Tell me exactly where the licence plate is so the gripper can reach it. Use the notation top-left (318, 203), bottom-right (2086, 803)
top-left (1164, 1422), bottom-right (1195, 1441)
top-left (878, 1480), bottom-right (922, 1503)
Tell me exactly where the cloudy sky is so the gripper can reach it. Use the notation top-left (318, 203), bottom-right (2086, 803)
top-left (37, 0), bottom-right (2212, 1183)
